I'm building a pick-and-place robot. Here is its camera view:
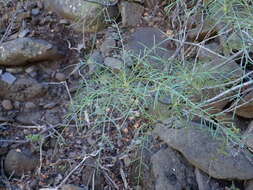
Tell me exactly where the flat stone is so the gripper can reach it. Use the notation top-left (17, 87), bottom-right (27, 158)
top-left (1, 72), bottom-right (17, 84)
top-left (0, 37), bottom-right (63, 66)
top-left (153, 121), bottom-right (253, 180)
top-left (125, 27), bottom-right (174, 68)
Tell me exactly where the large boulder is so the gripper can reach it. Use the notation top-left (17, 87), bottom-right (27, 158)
top-left (153, 121), bottom-right (253, 180)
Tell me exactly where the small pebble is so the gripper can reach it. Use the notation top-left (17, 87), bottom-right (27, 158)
top-left (55, 72), bottom-right (66, 81)
top-left (31, 8), bottom-right (40, 16)
top-left (59, 19), bottom-right (70, 25)
top-left (2, 100), bottom-right (13, 110)
top-left (6, 68), bottom-right (23, 74)
top-left (24, 102), bottom-right (36, 109)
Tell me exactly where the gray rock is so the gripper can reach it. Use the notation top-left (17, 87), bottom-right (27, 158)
top-left (87, 50), bottom-right (104, 74)
top-left (104, 57), bottom-right (123, 71)
top-left (6, 68), bottom-right (24, 74)
top-left (195, 168), bottom-right (221, 190)
top-left (126, 27), bottom-right (174, 69)
top-left (100, 38), bottom-right (116, 56)
top-left (44, 0), bottom-right (118, 32)
top-left (153, 122), bottom-right (253, 180)
top-left (24, 102), bottom-right (36, 109)
top-left (151, 147), bottom-right (197, 190)
top-left (243, 121), bottom-right (253, 152)
top-left (61, 184), bottom-right (88, 190)
top-left (0, 76), bottom-right (47, 101)
top-left (18, 29), bottom-right (30, 38)
top-left (1, 72), bottom-right (17, 84)
top-left (4, 149), bottom-right (39, 177)
top-left (15, 110), bottom-right (42, 125)
top-left (31, 8), bottom-right (40, 16)
top-left (0, 37), bottom-right (63, 66)
top-left (120, 2), bottom-right (144, 27)
top-left (245, 180), bottom-right (253, 190)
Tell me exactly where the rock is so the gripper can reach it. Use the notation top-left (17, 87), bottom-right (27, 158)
top-left (44, 0), bottom-right (118, 32)
top-left (0, 76), bottom-right (47, 101)
top-left (104, 57), bottom-right (123, 71)
top-left (243, 121), bottom-right (253, 152)
top-left (126, 27), bottom-right (174, 68)
top-left (0, 38), bottom-right (63, 66)
top-left (223, 30), bottom-right (253, 55)
top-left (187, 17), bottom-right (218, 42)
top-left (24, 102), bottom-right (36, 109)
top-left (2, 100), bottom-right (13, 110)
top-left (144, 0), bottom-right (156, 7)
top-left (18, 29), bottom-right (30, 38)
top-left (87, 50), bottom-right (104, 74)
top-left (245, 180), bottom-right (253, 190)
top-left (31, 8), bottom-right (40, 16)
top-left (82, 158), bottom-right (105, 190)
top-left (4, 149), bottom-right (39, 177)
top-left (195, 168), bottom-right (221, 190)
top-left (100, 38), bottom-right (116, 56)
top-left (16, 110), bottom-right (43, 125)
top-left (120, 2), bottom-right (144, 27)
top-left (232, 90), bottom-right (253, 118)
top-left (61, 184), bottom-right (88, 190)
top-left (192, 44), bottom-right (244, 115)
top-left (1, 72), bottom-right (17, 84)
top-left (55, 72), bottom-right (66, 81)
top-left (153, 121), bottom-right (253, 180)
top-left (6, 68), bottom-right (24, 74)
top-left (151, 147), bottom-right (197, 190)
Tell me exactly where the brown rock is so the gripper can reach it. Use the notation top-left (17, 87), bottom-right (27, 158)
top-left (4, 149), bottom-right (39, 177)
top-left (233, 91), bottom-right (253, 118)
